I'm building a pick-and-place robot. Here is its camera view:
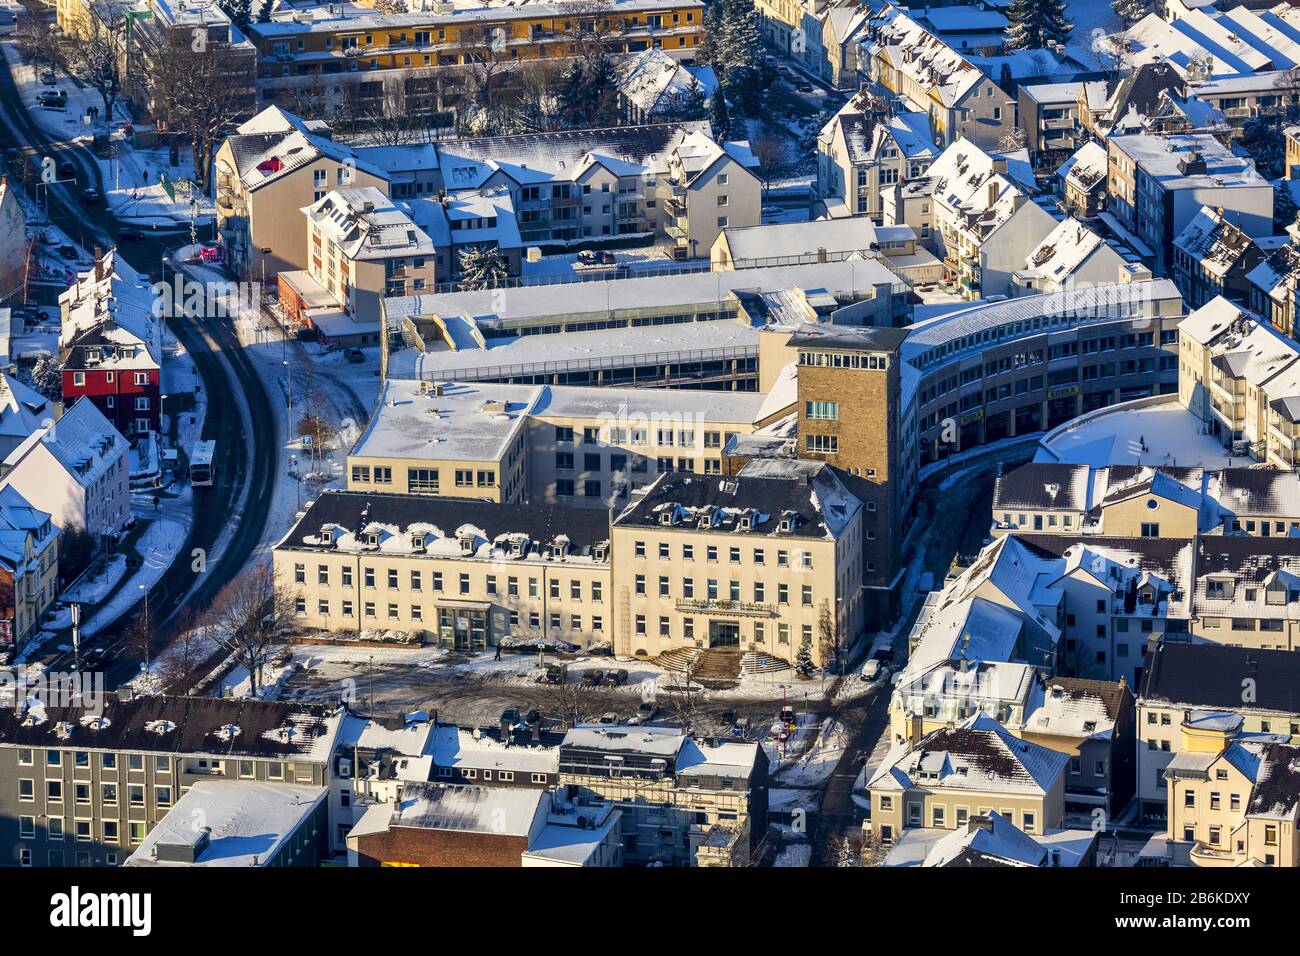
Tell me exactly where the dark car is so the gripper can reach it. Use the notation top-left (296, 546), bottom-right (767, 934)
top-left (114, 228), bottom-right (145, 242)
top-left (38, 89), bottom-right (67, 108)
top-left (604, 668), bottom-right (628, 686)
top-left (581, 669), bottom-right (604, 686)
top-left (873, 647), bottom-right (896, 664)
top-left (80, 187), bottom-right (100, 205)
top-left (344, 347), bottom-right (364, 363)
top-left (79, 646), bottom-right (110, 668)
top-left (40, 70), bottom-right (57, 86)
top-left (542, 663), bottom-right (566, 684)
top-left (57, 160), bottom-right (75, 180)
top-left (500, 707), bottom-right (520, 728)
top-left (797, 81), bottom-right (814, 93)
top-left (58, 244), bottom-right (79, 260)
top-left (633, 701), bottom-right (657, 724)
top-left (523, 708), bottom-right (541, 726)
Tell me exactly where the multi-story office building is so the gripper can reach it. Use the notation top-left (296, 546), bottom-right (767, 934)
top-left (556, 724), bottom-right (768, 866)
top-left (0, 696), bottom-right (344, 868)
top-left (1106, 133), bottom-right (1272, 276)
top-left (610, 458), bottom-right (864, 665)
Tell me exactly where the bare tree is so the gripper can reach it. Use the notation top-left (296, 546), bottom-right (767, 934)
top-left (658, 666), bottom-right (708, 732)
top-left (120, 610), bottom-right (153, 672)
top-left (206, 563), bottom-right (295, 698)
top-left (817, 600), bottom-right (837, 671)
top-left (459, 24), bottom-right (517, 125)
top-left (56, 1), bottom-right (128, 123)
top-left (157, 609), bottom-right (217, 694)
top-left (543, 678), bottom-right (599, 727)
top-left (145, 30), bottom-right (251, 191)
top-left (14, 4), bottom-right (59, 70)
top-left (559, 0), bottom-right (622, 70)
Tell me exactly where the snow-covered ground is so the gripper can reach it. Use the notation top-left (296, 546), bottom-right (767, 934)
top-left (62, 554), bottom-right (128, 606)
top-left (773, 842), bottom-right (812, 867)
top-left (772, 717), bottom-right (848, 788)
top-left (0, 42), bottom-right (124, 142)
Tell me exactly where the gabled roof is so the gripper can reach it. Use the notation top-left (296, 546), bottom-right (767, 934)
top-left (2, 398), bottom-right (129, 491)
top-left (1141, 643), bottom-right (1300, 715)
top-left (870, 714), bottom-right (1069, 795)
top-left (0, 372), bottom-right (51, 447)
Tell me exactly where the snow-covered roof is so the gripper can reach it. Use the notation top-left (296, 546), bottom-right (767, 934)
top-left (378, 781), bottom-right (546, 836)
top-left (866, 8), bottom-right (987, 109)
top-left (303, 186), bottom-right (435, 261)
top-left (351, 379), bottom-right (538, 464)
top-left (615, 47), bottom-right (716, 115)
top-left (1173, 205), bottom-right (1257, 278)
top-left (0, 485), bottom-right (55, 575)
top-left (869, 714), bottom-right (1070, 795)
top-left (0, 372), bottom-right (51, 450)
top-left (1109, 132), bottom-right (1268, 191)
top-left (718, 217), bottom-right (882, 263)
top-left (1021, 217), bottom-right (1114, 284)
top-left (1059, 140), bottom-right (1107, 194)
top-left (431, 724), bottom-right (559, 775)
top-left (3, 397), bottom-right (128, 491)
top-left (125, 781), bottom-right (326, 867)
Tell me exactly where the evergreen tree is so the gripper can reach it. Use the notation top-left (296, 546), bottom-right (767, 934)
top-left (1111, 0), bottom-right (1152, 26)
top-left (1275, 181), bottom-right (1299, 233)
top-left (710, 90), bottom-right (732, 141)
top-left (1004, 0), bottom-right (1072, 52)
top-left (695, 0), bottom-right (722, 67)
top-left (457, 246), bottom-right (509, 290)
top-left (557, 60), bottom-right (590, 128)
top-left (256, 0), bottom-right (274, 23)
top-left (661, 81), bottom-right (707, 122)
top-left (586, 52), bottom-right (620, 127)
top-left (794, 633), bottom-right (815, 677)
top-left (998, 63), bottom-right (1014, 98)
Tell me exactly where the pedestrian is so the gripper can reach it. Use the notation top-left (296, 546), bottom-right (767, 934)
top-left (494, 644), bottom-right (502, 661)
top-left (153, 494), bottom-right (160, 511)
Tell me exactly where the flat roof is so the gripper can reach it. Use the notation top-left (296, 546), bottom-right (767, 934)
top-left (126, 782), bottom-right (326, 867)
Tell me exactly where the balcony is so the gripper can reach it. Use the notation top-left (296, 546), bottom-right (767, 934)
top-left (675, 598), bottom-right (776, 618)
top-left (666, 222), bottom-right (689, 242)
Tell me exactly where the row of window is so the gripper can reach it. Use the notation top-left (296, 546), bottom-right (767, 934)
top-left (633, 574), bottom-right (817, 606)
top-left (295, 565), bottom-right (603, 601)
top-left (631, 541), bottom-right (815, 567)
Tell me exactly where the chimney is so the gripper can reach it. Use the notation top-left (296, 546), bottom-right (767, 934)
top-left (93, 248), bottom-right (104, 282)
top-left (973, 815), bottom-right (995, 833)
top-left (909, 714), bottom-right (924, 744)
top-left (816, 246), bottom-right (828, 263)
top-left (986, 181), bottom-right (998, 209)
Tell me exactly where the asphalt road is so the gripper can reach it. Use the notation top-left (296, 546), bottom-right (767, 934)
top-left (0, 47), bottom-right (278, 682)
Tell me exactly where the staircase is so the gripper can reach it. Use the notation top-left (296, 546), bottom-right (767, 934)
top-left (654, 647), bottom-right (701, 674)
top-left (691, 648), bottom-right (743, 688)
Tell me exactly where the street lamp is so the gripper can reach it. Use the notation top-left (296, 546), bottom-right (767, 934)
top-left (138, 584), bottom-right (150, 670)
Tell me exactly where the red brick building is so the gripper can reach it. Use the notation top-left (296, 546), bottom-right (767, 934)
top-left (61, 322), bottom-right (162, 437)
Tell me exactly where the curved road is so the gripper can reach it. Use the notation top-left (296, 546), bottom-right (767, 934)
top-left (0, 49), bottom-right (277, 683)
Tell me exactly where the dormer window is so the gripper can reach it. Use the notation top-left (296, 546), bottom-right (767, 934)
top-left (660, 512), bottom-right (675, 526)
top-left (777, 518), bottom-right (792, 533)
top-left (320, 529), bottom-right (333, 544)
top-left (738, 514), bottom-right (753, 531)
top-left (594, 544), bottom-right (608, 561)
top-left (459, 536), bottom-right (475, 554)
top-left (411, 535), bottom-right (426, 551)
top-left (510, 539), bottom-right (526, 558)
top-left (366, 533), bottom-right (380, 547)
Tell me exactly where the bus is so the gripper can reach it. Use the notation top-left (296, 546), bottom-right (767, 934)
top-left (190, 440), bottom-right (216, 487)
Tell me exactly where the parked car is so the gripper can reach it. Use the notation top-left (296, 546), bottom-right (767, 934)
top-left (598, 712), bottom-right (618, 725)
top-left (630, 701), bottom-right (657, 725)
top-left (797, 81), bottom-right (814, 93)
top-left (500, 707), bottom-right (520, 728)
top-left (79, 646), bottom-right (109, 667)
top-left (821, 96), bottom-right (839, 110)
top-left (38, 89), bottom-right (66, 107)
top-left (862, 659), bottom-right (882, 681)
top-left (873, 647), bottom-right (896, 665)
top-left (40, 70), bottom-right (57, 86)
top-left (523, 708), bottom-right (541, 726)
top-left (731, 716), bottom-right (751, 738)
top-left (581, 669), bottom-right (604, 686)
top-left (114, 228), bottom-right (145, 242)
top-left (58, 244), bottom-right (79, 260)
top-left (604, 668), bottom-right (628, 686)
top-left (80, 187), bottom-right (100, 205)
top-left (542, 663), bottom-right (567, 684)
top-left (57, 160), bottom-right (75, 180)
top-left (344, 347), bottom-right (364, 363)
